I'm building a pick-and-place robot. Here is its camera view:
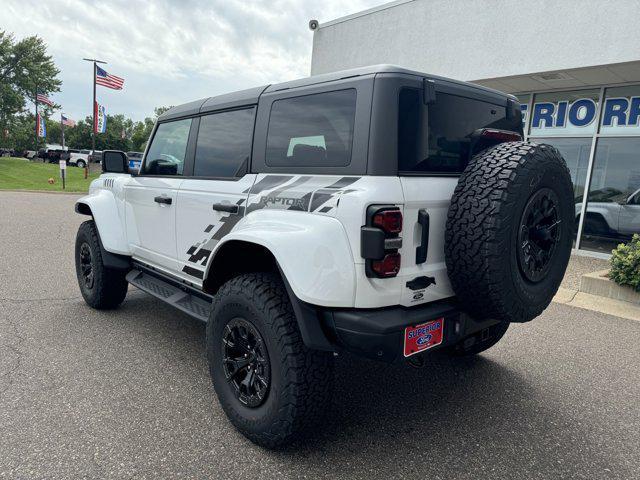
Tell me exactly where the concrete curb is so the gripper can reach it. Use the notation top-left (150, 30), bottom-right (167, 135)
top-left (553, 287), bottom-right (640, 322)
top-left (580, 269), bottom-right (640, 305)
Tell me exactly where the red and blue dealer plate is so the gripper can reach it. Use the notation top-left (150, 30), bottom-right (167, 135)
top-left (403, 318), bottom-right (444, 357)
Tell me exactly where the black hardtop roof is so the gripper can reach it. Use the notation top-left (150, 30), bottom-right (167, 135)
top-left (157, 64), bottom-right (516, 121)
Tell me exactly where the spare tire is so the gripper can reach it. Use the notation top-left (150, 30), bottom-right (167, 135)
top-left (445, 141), bottom-right (573, 323)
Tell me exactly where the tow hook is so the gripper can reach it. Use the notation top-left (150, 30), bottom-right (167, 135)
top-left (406, 355), bottom-right (426, 369)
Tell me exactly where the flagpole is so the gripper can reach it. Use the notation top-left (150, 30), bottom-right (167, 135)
top-left (61, 113), bottom-right (65, 150)
top-left (34, 82), bottom-right (38, 155)
top-left (82, 58), bottom-right (106, 176)
top-left (92, 61), bottom-right (96, 153)
top-left (82, 58), bottom-right (106, 152)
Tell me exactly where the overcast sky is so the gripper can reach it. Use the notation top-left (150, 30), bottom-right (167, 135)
top-left (4, 0), bottom-right (386, 122)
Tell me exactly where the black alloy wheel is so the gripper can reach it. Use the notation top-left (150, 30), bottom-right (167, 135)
top-left (75, 220), bottom-right (128, 309)
top-left (79, 242), bottom-right (94, 289)
top-left (517, 187), bottom-right (562, 283)
top-left (222, 318), bottom-right (271, 408)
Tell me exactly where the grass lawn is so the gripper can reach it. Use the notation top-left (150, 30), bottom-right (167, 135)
top-left (0, 157), bottom-right (100, 193)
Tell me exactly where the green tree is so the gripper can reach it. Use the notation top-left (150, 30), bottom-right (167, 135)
top-left (0, 31), bottom-right (61, 149)
top-left (65, 114), bottom-right (132, 151)
top-left (44, 116), bottom-right (62, 145)
top-left (130, 106), bottom-right (172, 152)
top-left (4, 114), bottom-right (34, 151)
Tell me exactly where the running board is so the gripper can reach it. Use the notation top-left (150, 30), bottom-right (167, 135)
top-left (126, 269), bottom-right (212, 322)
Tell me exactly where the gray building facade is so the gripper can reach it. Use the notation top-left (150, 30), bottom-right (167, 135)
top-left (311, 0), bottom-right (640, 256)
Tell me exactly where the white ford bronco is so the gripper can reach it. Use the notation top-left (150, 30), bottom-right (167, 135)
top-left (74, 65), bottom-right (574, 448)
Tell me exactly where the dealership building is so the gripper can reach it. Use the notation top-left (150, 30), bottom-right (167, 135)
top-left (311, 0), bottom-right (640, 257)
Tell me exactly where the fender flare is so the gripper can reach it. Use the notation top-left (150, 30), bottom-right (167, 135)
top-left (75, 189), bottom-right (130, 256)
top-left (204, 210), bottom-right (357, 309)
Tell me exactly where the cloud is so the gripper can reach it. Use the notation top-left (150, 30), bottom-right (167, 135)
top-left (4, 0), bottom-right (385, 121)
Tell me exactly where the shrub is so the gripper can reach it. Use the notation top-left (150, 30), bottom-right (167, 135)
top-left (610, 234), bottom-right (640, 292)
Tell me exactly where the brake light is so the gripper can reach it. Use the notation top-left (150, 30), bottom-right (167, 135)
top-left (363, 205), bottom-right (403, 278)
top-left (480, 129), bottom-right (522, 142)
top-left (371, 253), bottom-right (401, 278)
top-left (372, 209), bottom-right (403, 234)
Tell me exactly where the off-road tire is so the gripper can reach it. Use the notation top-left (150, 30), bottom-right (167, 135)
top-left (206, 273), bottom-right (333, 449)
top-left (445, 321), bottom-right (510, 357)
top-left (75, 220), bottom-right (128, 309)
top-left (445, 141), bottom-right (574, 323)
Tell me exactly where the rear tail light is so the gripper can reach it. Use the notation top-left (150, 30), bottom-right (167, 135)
top-left (372, 209), bottom-right (403, 234)
top-left (371, 253), bottom-right (401, 278)
top-left (362, 206), bottom-right (403, 278)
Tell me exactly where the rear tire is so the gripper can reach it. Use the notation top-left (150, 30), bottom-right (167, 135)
top-left (445, 142), bottom-right (574, 323)
top-left (76, 160), bottom-right (86, 169)
top-left (75, 220), bottom-right (128, 309)
top-left (206, 273), bottom-right (333, 449)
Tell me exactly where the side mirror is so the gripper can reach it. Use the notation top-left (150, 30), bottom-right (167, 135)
top-left (102, 150), bottom-right (129, 174)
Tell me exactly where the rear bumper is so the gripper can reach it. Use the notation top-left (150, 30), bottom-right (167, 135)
top-left (320, 299), bottom-right (501, 362)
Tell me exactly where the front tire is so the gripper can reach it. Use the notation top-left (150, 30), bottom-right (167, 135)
top-left (206, 273), bottom-right (333, 448)
top-left (75, 220), bottom-right (128, 309)
top-left (76, 160), bottom-right (86, 168)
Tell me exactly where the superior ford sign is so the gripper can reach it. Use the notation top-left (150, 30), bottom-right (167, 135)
top-left (522, 96), bottom-right (640, 136)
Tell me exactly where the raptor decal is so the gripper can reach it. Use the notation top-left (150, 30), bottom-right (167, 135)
top-left (180, 175), bottom-right (361, 280)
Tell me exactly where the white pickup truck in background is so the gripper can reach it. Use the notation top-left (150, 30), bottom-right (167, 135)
top-left (68, 149), bottom-right (91, 168)
top-left (577, 187), bottom-right (640, 238)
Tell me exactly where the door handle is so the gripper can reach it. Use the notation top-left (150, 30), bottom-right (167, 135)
top-left (416, 209), bottom-right (429, 264)
top-left (212, 203), bottom-right (239, 214)
top-left (154, 195), bottom-right (172, 205)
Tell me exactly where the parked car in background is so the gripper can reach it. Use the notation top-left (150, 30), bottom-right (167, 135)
top-left (69, 149), bottom-right (91, 168)
top-left (88, 150), bottom-right (102, 164)
top-left (126, 151), bottom-right (143, 172)
top-left (576, 187), bottom-right (640, 238)
top-left (39, 148), bottom-right (66, 163)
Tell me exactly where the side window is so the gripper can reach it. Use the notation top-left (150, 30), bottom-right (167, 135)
top-left (266, 89), bottom-right (356, 167)
top-left (142, 118), bottom-right (192, 176)
top-left (194, 108), bottom-right (255, 177)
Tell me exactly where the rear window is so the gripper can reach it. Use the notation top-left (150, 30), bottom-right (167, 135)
top-left (266, 89), bottom-right (356, 167)
top-left (398, 88), bottom-right (520, 174)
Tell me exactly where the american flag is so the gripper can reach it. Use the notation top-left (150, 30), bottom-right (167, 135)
top-left (36, 93), bottom-right (54, 107)
top-left (62, 114), bottom-right (76, 127)
top-left (95, 65), bottom-right (124, 90)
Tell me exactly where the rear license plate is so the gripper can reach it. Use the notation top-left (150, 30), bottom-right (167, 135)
top-left (403, 318), bottom-right (444, 357)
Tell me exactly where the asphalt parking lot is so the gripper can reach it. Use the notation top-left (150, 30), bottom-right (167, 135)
top-left (1, 191), bottom-right (639, 480)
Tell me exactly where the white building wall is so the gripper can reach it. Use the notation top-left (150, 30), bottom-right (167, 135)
top-left (311, 0), bottom-right (640, 82)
